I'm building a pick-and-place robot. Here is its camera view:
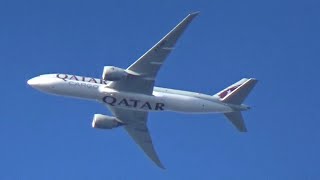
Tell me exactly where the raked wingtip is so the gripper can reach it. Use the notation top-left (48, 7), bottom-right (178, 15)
top-left (189, 11), bottom-right (200, 16)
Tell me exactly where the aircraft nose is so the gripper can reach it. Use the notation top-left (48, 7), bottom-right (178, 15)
top-left (27, 77), bottom-right (40, 87)
top-left (27, 76), bottom-right (48, 89)
top-left (27, 76), bottom-right (59, 91)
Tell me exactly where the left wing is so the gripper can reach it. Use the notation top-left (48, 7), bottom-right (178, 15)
top-left (108, 12), bottom-right (199, 94)
top-left (104, 12), bottom-right (199, 168)
top-left (108, 106), bottom-right (165, 169)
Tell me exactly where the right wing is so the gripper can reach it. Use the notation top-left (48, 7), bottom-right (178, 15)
top-left (108, 106), bottom-right (165, 169)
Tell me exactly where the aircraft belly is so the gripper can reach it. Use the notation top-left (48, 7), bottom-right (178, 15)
top-left (49, 81), bottom-right (101, 100)
top-left (99, 89), bottom-right (232, 113)
top-left (154, 92), bottom-right (232, 113)
top-left (99, 89), bottom-right (166, 112)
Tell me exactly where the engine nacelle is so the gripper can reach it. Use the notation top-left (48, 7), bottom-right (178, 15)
top-left (92, 114), bottom-right (124, 129)
top-left (102, 66), bottom-right (128, 81)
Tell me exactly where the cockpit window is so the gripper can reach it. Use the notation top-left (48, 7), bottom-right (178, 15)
top-left (39, 74), bottom-right (59, 78)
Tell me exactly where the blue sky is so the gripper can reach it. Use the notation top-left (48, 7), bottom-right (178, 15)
top-left (1, 0), bottom-right (320, 179)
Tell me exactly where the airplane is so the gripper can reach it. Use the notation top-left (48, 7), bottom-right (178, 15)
top-left (27, 12), bottom-right (257, 169)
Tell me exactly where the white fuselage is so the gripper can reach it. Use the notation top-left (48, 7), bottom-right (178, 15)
top-left (27, 74), bottom-right (235, 113)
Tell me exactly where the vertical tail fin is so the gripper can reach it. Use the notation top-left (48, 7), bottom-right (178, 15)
top-left (214, 78), bottom-right (258, 105)
top-left (214, 78), bottom-right (258, 132)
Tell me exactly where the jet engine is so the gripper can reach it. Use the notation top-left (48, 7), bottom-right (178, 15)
top-left (92, 114), bottom-right (124, 129)
top-left (102, 66), bottom-right (128, 81)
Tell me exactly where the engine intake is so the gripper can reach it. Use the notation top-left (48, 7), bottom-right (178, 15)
top-left (92, 114), bottom-right (124, 129)
top-left (102, 66), bottom-right (128, 81)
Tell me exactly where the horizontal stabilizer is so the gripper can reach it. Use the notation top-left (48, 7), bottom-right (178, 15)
top-left (224, 112), bottom-right (247, 132)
